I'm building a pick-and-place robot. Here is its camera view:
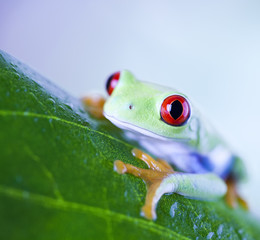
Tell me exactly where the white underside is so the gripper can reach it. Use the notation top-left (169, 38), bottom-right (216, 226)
top-left (104, 113), bottom-right (179, 140)
top-left (105, 113), bottom-right (233, 176)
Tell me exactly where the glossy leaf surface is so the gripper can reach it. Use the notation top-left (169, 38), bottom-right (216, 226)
top-left (0, 50), bottom-right (259, 240)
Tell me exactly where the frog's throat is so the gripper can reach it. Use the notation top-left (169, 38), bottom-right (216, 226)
top-left (104, 113), bottom-right (190, 142)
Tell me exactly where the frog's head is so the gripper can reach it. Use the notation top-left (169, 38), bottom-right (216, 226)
top-left (104, 70), bottom-right (201, 145)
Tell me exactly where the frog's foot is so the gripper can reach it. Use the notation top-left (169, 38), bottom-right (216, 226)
top-left (114, 148), bottom-right (175, 220)
top-left (81, 94), bottom-right (106, 119)
top-left (225, 176), bottom-right (249, 210)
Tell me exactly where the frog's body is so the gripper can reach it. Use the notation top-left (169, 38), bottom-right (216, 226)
top-left (107, 118), bottom-right (235, 179)
top-left (104, 71), bottom-right (241, 180)
top-left (83, 70), bottom-right (247, 220)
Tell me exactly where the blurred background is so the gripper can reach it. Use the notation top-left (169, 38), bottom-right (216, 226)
top-left (1, 0), bottom-right (260, 217)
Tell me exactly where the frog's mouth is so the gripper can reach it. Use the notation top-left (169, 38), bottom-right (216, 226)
top-left (104, 113), bottom-right (190, 142)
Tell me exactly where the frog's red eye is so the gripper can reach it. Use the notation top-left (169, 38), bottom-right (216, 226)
top-left (160, 95), bottom-right (190, 126)
top-left (106, 71), bottom-right (120, 95)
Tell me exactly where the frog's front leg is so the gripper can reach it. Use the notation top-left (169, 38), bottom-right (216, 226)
top-left (114, 149), bottom-right (227, 220)
top-left (81, 94), bottom-right (106, 119)
top-left (114, 149), bottom-right (175, 219)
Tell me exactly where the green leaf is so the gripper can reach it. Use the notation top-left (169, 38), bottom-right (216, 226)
top-left (0, 50), bottom-right (259, 240)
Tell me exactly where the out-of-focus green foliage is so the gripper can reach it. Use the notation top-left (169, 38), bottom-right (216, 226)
top-left (0, 50), bottom-right (259, 239)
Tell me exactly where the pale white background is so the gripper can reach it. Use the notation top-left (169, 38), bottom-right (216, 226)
top-left (1, 0), bottom-right (260, 217)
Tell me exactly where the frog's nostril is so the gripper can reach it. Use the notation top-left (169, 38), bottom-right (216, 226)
top-left (129, 104), bottom-right (133, 110)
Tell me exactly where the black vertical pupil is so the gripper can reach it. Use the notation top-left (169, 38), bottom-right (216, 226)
top-left (106, 74), bottom-right (114, 92)
top-left (170, 100), bottom-right (183, 120)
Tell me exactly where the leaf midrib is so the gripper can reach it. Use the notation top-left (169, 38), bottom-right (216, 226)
top-left (0, 110), bottom-right (132, 148)
top-left (0, 185), bottom-right (189, 240)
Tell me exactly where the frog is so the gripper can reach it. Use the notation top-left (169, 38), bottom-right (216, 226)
top-left (82, 70), bottom-right (248, 220)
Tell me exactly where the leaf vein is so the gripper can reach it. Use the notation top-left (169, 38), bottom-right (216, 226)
top-left (0, 110), bottom-right (133, 148)
top-left (0, 185), bottom-right (190, 240)
top-left (24, 146), bottom-right (64, 200)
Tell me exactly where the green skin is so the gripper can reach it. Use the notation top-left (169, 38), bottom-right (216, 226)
top-left (104, 71), bottom-right (224, 152)
top-left (103, 70), bottom-right (244, 218)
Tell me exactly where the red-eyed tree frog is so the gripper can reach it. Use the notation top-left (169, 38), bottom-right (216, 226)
top-left (82, 70), bottom-right (247, 220)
